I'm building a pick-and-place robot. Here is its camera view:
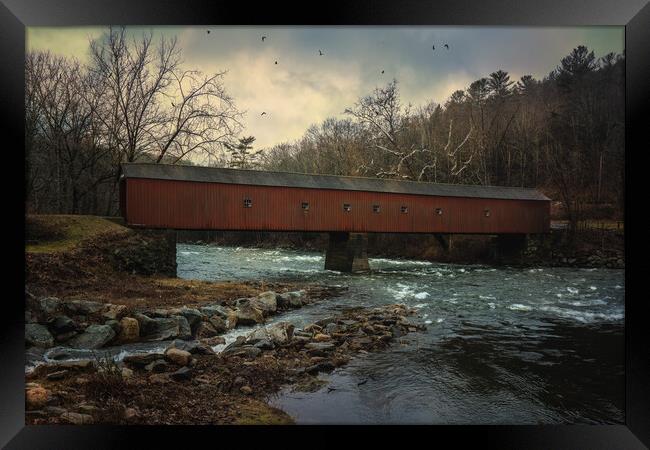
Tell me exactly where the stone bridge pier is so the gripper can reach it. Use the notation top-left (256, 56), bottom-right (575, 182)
top-left (324, 232), bottom-right (370, 273)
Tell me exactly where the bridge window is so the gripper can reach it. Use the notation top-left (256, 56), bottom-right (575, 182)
top-left (301, 202), bottom-right (310, 211)
top-left (400, 206), bottom-right (408, 214)
top-left (484, 208), bottom-right (491, 217)
top-left (373, 204), bottom-right (381, 213)
top-left (343, 203), bottom-right (351, 212)
top-left (243, 198), bottom-right (252, 208)
top-left (435, 208), bottom-right (443, 215)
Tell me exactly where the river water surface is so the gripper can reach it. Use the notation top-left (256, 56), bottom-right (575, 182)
top-left (177, 244), bottom-right (625, 425)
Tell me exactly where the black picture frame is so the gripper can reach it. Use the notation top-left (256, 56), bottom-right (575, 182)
top-left (1, 0), bottom-right (647, 447)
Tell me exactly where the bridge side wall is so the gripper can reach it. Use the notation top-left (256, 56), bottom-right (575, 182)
top-left (123, 178), bottom-right (550, 235)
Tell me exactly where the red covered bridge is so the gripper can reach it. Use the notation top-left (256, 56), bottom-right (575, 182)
top-left (119, 163), bottom-right (550, 271)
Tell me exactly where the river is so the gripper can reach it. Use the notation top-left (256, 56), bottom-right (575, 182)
top-left (176, 244), bottom-right (625, 425)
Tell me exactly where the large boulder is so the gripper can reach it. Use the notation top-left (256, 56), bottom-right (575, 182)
top-left (64, 300), bottom-right (104, 316)
top-left (35, 297), bottom-right (62, 316)
top-left (26, 324), bottom-right (54, 348)
top-left (136, 314), bottom-right (188, 341)
top-left (246, 322), bottom-right (293, 346)
top-left (102, 304), bottom-right (128, 320)
top-left (199, 304), bottom-right (232, 319)
top-left (67, 324), bottom-right (116, 349)
top-left (234, 305), bottom-right (264, 325)
top-left (176, 308), bottom-right (204, 332)
top-left (252, 292), bottom-right (278, 315)
top-left (279, 291), bottom-right (306, 308)
top-left (49, 316), bottom-right (76, 334)
top-left (195, 321), bottom-right (220, 339)
top-left (172, 315), bottom-right (192, 340)
top-left (117, 317), bottom-right (140, 343)
top-left (207, 315), bottom-right (228, 334)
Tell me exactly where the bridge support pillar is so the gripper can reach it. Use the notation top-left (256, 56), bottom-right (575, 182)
top-left (494, 234), bottom-right (528, 264)
top-left (324, 232), bottom-right (370, 273)
top-left (433, 233), bottom-right (451, 253)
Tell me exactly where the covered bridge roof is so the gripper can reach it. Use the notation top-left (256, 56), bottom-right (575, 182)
top-left (121, 163), bottom-right (550, 201)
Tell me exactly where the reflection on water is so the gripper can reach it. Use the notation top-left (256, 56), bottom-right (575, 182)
top-left (179, 244), bottom-right (624, 424)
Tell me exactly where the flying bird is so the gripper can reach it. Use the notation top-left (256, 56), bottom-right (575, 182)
top-left (206, 30), bottom-right (210, 34)
top-left (261, 36), bottom-right (266, 41)
top-left (381, 70), bottom-right (385, 74)
top-left (261, 112), bottom-right (267, 116)
top-left (319, 49), bottom-right (324, 56)
top-left (274, 61), bottom-right (278, 65)
top-left (357, 379), bottom-right (368, 386)
top-left (432, 44), bottom-right (435, 50)
top-left (444, 44), bottom-right (449, 49)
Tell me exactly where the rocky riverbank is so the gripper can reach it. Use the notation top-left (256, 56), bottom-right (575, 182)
top-left (25, 287), bottom-right (344, 354)
top-left (26, 303), bottom-right (426, 425)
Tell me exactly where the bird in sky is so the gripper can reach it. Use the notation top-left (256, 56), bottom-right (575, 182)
top-left (319, 49), bottom-right (324, 56)
top-left (357, 379), bottom-right (368, 386)
top-left (444, 44), bottom-right (449, 49)
top-left (206, 30), bottom-right (210, 34)
top-left (261, 112), bottom-right (267, 116)
top-left (381, 70), bottom-right (385, 74)
top-left (274, 61), bottom-right (278, 65)
top-left (432, 44), bottom-right (435, 50)
top-left (261, 36), bottom-right (266, 41)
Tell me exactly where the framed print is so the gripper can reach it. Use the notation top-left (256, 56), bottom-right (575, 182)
top-left (1, 0), bottom-right (648, 448)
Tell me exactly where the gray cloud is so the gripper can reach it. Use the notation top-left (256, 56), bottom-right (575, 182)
top-left (28, 26), bottom-right (624, 149)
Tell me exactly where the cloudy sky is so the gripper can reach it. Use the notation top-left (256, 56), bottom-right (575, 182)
top-left (27, 26), bottom-right (624, 150)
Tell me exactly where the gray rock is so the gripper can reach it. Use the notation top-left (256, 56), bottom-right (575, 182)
top-left (199, 304), bottom-right (232, 319)
top-left (105, 319), bottom-right (121, 334)
top-left (222, 336), bottom-right (247, 352)
top-left (170, 366), bottom-right (193, 381)
top-left (172, 315), bottom-right (192, 340)
top-left (123, 352), bottom-right (166, 368)
top-left (54, 331), bottom-right (77, 344)
top-left (145, 359), bottom-right (169, 373)
top-left (287, 291), bottom-right (306, 308)
top-left (37, 297), bottom-right (62, 316)
top-left (64, 300), bottom-right (104, 316)
top-left (195, 321), bottom-right (220, 339)
top-left (207, 315), bottom-right (228, 334)
top-left (254, 339), bottom-right (274, 350)
top-left (139, 316), bottom-right (180, 341)
top-left (177, 308), bottom-right (204, 331)
top-left (246, 322), bottom-right (294, 346)
top-left (305, 342), bottom-right (336, 354)
top-left (49, 316), bottom-right (76, 334)
top-left (67, 324), bottom-right (116, 349)
top-left (26, 324), bottom-right (54, 348)
top-left (222, 345), bottom-right (262, 358)
top-left (46, 370), bottom-right (68, 381)
top-left (253, 291), bottom-right (278, 314)
top-left (101, 304), bottom-right (128, 320)
top-left (170, 340), bottom-right (215, 355)
top-left (235, 305), bottom-right (264, 325)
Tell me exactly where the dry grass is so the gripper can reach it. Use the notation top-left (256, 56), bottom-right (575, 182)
top-left (26, 215), bottom-right (129, 253)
